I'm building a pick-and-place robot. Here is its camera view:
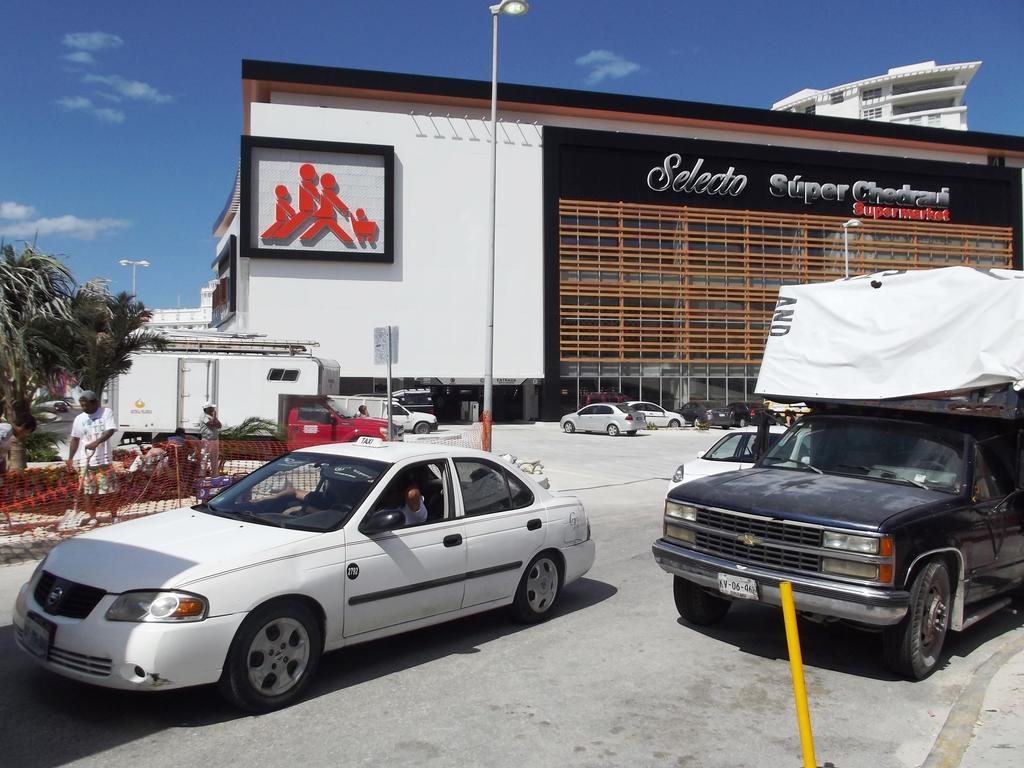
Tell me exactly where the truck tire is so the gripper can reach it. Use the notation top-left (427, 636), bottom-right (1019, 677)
top-left (882, 560), bottom-right (950, 680)
top-left (673, 576), bottom-right (731, 626)
top-left (414, 421), bottom-right (430, 435)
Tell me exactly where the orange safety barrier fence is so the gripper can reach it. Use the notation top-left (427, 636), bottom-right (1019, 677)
top-left (1, 439), bottom-right (289, 540)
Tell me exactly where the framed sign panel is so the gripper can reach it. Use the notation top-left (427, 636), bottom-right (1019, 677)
top-left (240, 136), bottom-right (394, 262)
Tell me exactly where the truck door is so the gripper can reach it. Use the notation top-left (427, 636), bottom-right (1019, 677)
top-left (966, 440), bottom-right (1020, 599)
top-left (287, 403), bottom-right (337, 449)
top-left (178, 358), bottom-right (217, 431)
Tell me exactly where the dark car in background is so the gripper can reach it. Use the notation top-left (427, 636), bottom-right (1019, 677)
top-left (393, 388), bottom-right (436, 415)
top-left (678, 401), bottom-right (721, 426)
top-left (706, 401), bottom-right (774, 429)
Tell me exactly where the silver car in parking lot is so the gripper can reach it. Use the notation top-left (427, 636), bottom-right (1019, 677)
top-left (560, 403), bottom-right (647, 436)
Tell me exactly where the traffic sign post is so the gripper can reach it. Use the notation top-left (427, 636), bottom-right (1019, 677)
top-left (373, 326), bottom-right (398, 440)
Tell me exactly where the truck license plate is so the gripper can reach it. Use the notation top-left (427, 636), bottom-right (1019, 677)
top-left (718, 573), bottom-right (759, 601)
top-left (23, 612), bottom-right (54, 659)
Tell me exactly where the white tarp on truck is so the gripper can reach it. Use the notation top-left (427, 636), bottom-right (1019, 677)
top-left (755, 267), bottom-right (1024, 400)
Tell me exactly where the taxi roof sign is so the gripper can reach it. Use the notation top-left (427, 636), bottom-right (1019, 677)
top-left (355, 436), bottom-right (387, 447)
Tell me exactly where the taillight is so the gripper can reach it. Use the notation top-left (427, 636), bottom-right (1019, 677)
top-left (624, 413), bottom-right (633, 421)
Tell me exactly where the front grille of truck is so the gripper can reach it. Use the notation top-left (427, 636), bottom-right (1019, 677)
top-left (693, 508), bottom-right (822, 574)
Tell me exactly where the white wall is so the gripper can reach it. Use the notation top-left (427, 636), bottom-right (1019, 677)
top-left (247, 101), bottom-right (544, 379)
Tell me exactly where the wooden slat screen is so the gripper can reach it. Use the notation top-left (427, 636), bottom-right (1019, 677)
top-left (559, 199), bottom-right (1013, 364)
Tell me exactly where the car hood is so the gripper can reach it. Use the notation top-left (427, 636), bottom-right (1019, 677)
top-left (41, 507), bottom-right (322, 593)
top-left (667, 468), bottom-right (947, 531)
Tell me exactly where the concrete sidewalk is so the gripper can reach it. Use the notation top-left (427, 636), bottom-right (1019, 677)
top-left (959, 633), bottom-right (1024, 767)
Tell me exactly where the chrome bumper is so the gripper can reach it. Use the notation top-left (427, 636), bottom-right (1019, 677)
top-left (652, 538), bottom-right (909, 626)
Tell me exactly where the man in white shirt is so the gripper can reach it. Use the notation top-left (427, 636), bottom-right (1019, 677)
top-left (67, 391), bottom-right (119, 520)
top-left (398, 485), bottom-right (428, 526)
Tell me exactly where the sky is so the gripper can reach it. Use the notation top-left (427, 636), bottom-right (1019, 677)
top-left (2, 0), bottom-right (1022, 310)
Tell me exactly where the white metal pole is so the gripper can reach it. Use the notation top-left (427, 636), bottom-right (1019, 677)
top-left (131, 263), bottom-right (137, 296)
top-left (386, 325), bottom-right (394, 441)
top-left (482, 9), bottom-right (499, 451)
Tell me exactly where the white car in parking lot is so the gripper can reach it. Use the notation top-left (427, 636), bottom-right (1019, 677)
top-left (560, 403), bottom-right (647, 436)
top-left (667, 426), bottom-right (786, 493)
top-left (13, 439), bottom-right (595, 711)
top-left (625, 401), bottom-right (685, 428)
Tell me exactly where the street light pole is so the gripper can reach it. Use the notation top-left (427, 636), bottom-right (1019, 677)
top-left (117, 258), bottom-right (151, 295)
top-left (841, 219), bottom-right (861, 278)
top-left (482, 0), bottom-right (528, 452)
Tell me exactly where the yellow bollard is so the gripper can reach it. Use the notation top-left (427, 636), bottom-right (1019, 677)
top-left (780, 581), bottom-right (817, 768)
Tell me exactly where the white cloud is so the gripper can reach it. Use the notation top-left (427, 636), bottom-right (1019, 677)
top-left (63, 51), bottom-right (96, 65)
top-left (0, 214), bottom-right (130, 241)
top-left (575, 49), bottom-right (641, 85)
top-left (57, 95), bottom-right (93, 111)
top-left (62, 31), bottom-right (123, 51)
top-left (56, 96), bottom-right (126, 124)
top-left (83, 74), bottom-right (172, 104)
top-left (93, 107), bottom-right (126, 123)
top-left (0, 202), bottom-right (37, 220)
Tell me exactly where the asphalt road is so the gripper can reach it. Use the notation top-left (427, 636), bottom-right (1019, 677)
top-left (1, 424), bottom-right (1022, 768)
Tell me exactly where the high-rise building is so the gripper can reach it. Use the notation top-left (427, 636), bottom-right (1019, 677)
top-left (772, 61), bottom-right (980, 130)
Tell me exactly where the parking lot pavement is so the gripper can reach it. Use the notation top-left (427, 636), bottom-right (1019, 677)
top-left (2, 423), bottom-right (1023, 768)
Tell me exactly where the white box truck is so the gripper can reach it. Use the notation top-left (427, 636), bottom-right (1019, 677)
top-left (109, 334), bottom-right (339, 442)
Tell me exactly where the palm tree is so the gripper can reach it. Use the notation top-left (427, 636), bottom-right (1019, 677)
top-left (59, 282), bottom-right (167, 398)
top-left (0, 244), bottom-right (75, 469)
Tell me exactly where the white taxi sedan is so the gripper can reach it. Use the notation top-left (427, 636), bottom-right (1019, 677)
top-left (13, 439), bottom-right (595, 711)
top-left (667, 426), bottom-right (786, 493)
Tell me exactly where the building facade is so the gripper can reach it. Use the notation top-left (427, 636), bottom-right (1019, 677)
top-left (148, 279), bottom-right (217, 331)
top-left (212, 60), bottom-right (1024, 422)
top-left (772, 61), bottom-right (981, 130)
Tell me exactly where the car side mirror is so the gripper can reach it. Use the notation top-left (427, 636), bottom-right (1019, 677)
top-left (360, 508), bottom-right (404, 535)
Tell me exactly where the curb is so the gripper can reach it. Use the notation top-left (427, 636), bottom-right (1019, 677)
top-left (922, 630), bottom-right (1024, 768)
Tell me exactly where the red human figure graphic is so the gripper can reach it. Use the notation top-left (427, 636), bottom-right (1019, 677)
top-left (352, 208), bottom-right (379, 243)
top-left (300, 172), bottom-right (353, 243)
top-left (261, 185), bottom-right (296, 239)
top-left (266, 164), bottom-right (320, 240)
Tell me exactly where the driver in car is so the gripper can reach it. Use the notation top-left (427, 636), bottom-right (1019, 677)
top-left (376, 483), bottom-right (428, 527)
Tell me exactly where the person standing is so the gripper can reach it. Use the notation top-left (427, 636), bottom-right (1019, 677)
top-left (199, 402), bottom-right (222, 476)
top-left (0, 415), bottom-right (37, 475)
top-left (67, 391), bottom-right (118, 521)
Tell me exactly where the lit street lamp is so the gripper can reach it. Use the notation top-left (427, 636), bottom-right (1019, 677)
top-left (482, 0), bottom-right (528, 452)
top-left (841, 219), bottom-right (861, 278)
top-left (117, 258), bottom-right (150, 296)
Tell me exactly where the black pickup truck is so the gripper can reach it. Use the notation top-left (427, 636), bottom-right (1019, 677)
top-left (652, 387), bottom-right (1024, 679)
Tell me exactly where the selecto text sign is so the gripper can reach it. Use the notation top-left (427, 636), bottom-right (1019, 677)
top-left (553, 129), bottom-right (1017, 229)
top-left (241, 137), bottom-right (395, 263)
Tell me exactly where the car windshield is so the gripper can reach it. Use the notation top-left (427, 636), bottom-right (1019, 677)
top-left (199, 452), bottom-right (388, 531)
top-left (760, 417), bottom-right (964, 492)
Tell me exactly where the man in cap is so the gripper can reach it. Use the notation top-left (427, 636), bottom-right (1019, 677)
top-left (198, 401), bottom-right (222, 476)
top-left (67, 390), bottom-right (119, 522)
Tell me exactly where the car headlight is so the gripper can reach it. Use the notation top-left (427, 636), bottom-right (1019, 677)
top-left (665, 500), bottom-right (698, 521)
top-left (822, 531), bottom-right (891, 555)
top-left (671, 465), bottom-right (685, 483)
top-left (105, 591), bottom-right (208, 623)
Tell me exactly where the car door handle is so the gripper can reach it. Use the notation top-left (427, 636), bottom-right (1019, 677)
top-left (527, 518), bottom-right (542, 531)
top-left (443, 534), bottom-right (463, 547)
